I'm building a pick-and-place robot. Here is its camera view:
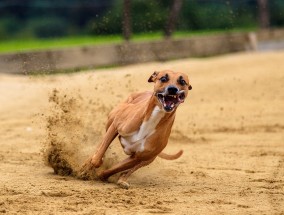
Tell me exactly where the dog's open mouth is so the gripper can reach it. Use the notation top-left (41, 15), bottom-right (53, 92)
top-left (157, 91), bottom-right (185, 112)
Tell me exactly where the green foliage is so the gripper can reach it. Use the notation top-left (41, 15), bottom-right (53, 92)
top-left (131, 0), bottom-right (168, 33)
top-left (0, 17), bottom-right (22, 39)
top-left (271, 0), bottom-right (284, 26)
top-left (88, 0), bottom-right (260, 35)
top-left (197, 4), bottom-right (234, 29)
top-left (87, 1), bottom-right (123, 35)
top-left (179, 1), bottom-right (257, 31)
top-left (26, 17), bottom-right (69, 38)
top-left (0, 0), bottom-right (283, 40)
top-left (88, 0), bottom-right (168, 35)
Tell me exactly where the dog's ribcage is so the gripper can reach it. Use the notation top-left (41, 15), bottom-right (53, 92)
top-left (120, 106), bottom-right (165, 155)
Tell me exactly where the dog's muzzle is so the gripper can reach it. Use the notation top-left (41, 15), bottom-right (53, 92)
top-left (156, 85), bottom-right (185, 112)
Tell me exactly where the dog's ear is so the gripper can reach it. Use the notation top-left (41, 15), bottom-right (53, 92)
top-left (148, 71), bottom-right (159, 83)
top-left (188, 85), bottom-right (192, 90)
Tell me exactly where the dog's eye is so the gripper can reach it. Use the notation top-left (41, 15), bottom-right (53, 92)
top-left (160, 76), bottom-right (168, 83)
top-left (180, 79), bottom-right (186, 86)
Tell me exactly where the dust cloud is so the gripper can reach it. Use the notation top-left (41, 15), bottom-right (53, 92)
top-left (42, 89), bottom-right (123, 181)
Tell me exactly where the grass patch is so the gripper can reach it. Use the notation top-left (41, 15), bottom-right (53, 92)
top-left (0, 28), bottom-right (257, 54)
top-left (0, 35), bottom-right (123, 54)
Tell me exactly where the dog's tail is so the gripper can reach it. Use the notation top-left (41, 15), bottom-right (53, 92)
top-left (158, 150), bottom-right (183, 160)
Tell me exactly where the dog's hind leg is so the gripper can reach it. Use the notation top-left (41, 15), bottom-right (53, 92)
top-left (91, 124), bottom-right (118, 168)
top-left (98, 156), bottom-right (139, 181)
top-left (116, 158), bottom-right (156, 189)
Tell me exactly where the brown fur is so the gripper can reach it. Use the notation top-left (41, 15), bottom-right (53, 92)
top-left (80, 70), bottom-right (192, 188)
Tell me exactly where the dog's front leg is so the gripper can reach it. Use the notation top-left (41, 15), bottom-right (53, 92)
top-left (91, 124), bottom-right (118, 167)
top-left (80, 123), bottom-right (117, 175)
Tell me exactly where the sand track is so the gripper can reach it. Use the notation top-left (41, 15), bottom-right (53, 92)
top-left (0, 51), bottom-right (283, 214)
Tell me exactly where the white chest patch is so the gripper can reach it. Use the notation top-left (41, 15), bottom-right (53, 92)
top-left (120, 106), bottom-right (165, 155)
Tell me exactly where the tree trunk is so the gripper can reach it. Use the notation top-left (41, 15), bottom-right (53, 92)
top-left (257, 0), bottom-right (270, 29)
top-left (122, 0), bottom-right (132, 41)
top-left (164, 0), bottom-right (183, 39)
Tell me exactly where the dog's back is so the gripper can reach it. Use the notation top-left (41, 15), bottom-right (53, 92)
top-left (105, 91), bottom-right (152, 131)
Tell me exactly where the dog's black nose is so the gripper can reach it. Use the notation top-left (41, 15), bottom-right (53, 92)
top-left (167, 86), bottom-right (179, 95)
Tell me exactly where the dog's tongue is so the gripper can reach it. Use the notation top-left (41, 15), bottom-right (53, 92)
top-left (164, 100), bottom-right (175, 111)
top-left (165, 100), bottom-right (174, 107)
top-left (164, 96), bottom-right (178, 110)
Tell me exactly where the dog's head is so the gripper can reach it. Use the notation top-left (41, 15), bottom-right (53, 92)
top-left (148, 70), bottom-right (192, 113)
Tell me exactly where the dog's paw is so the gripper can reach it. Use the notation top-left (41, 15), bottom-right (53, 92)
top-left (78, 171), bottom-right (90, 180)
top-left (117, 179), bottom-right (130, 189)
top-left (78, 158), bottom-right (95, 180)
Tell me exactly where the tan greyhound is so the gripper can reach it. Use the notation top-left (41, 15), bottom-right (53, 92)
top-left (81, 70), bottom-right (192, 188)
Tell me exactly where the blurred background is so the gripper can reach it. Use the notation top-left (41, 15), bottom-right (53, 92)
top-left (0, 0), bottom-right (284, 74)
top-left (0, 0), bottom-right (283, 47)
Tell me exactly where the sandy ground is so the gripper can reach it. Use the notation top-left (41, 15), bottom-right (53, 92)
top-left (0, 51), bottom-right (284, 214)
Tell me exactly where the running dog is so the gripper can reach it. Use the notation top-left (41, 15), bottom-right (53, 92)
top-left (81, 70), bottom-right (192, 188)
